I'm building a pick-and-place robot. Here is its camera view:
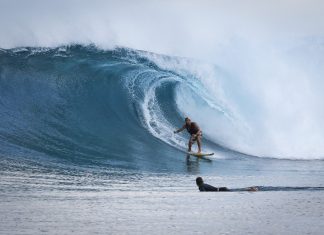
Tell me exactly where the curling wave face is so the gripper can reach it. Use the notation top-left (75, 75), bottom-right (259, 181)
top-left (0, 45), bottom-right (218, 171)
top-left (0, 45), bottom-right (323, 166)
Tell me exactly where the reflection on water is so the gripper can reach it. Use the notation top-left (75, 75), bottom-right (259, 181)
top-left (185, 154), bottom-right (213, 174)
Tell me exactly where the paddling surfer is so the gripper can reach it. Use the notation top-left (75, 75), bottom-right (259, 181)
top-left (174, 117), bottom-right (202, 153)
top-left (196, 177), bottom-right (258, 192)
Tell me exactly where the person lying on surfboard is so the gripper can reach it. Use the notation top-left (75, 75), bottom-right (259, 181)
top-left (196, 177), bottom-right (258, 192)
top-left (174, 117), bottom-right (202, 153)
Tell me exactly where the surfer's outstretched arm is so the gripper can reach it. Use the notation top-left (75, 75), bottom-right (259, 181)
top-left (174, 125), bottom-right (186, 134)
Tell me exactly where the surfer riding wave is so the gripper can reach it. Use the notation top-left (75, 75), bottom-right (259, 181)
top-left (174, 117), bottom-right (202, 153)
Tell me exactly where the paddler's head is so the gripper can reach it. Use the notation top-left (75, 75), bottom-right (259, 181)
top-left (196, 177), bottom-right (204, 186)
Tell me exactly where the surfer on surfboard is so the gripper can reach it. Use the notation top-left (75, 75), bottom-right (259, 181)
top-left (174, 117), bottom-right (202, 153)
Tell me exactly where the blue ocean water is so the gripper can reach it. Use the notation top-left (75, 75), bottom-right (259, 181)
top-left (1, 45), bottom-right (324, 234)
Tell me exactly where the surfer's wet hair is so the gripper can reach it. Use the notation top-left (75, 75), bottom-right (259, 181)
top-left (196, 177), bottom-right (203, 186)
top-left (185, 117), bottom-right (190, 121)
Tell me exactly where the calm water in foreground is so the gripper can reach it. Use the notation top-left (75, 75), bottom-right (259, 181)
top-left (1, 153), bottom-right (324, 235)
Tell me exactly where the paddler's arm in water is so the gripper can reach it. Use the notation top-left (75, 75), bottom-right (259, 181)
top-left (174, 125), bottom-right (186, 134)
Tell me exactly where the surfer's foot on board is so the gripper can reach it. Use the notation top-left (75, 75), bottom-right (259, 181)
top-left (188, 148), bottom-right (202, 154)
